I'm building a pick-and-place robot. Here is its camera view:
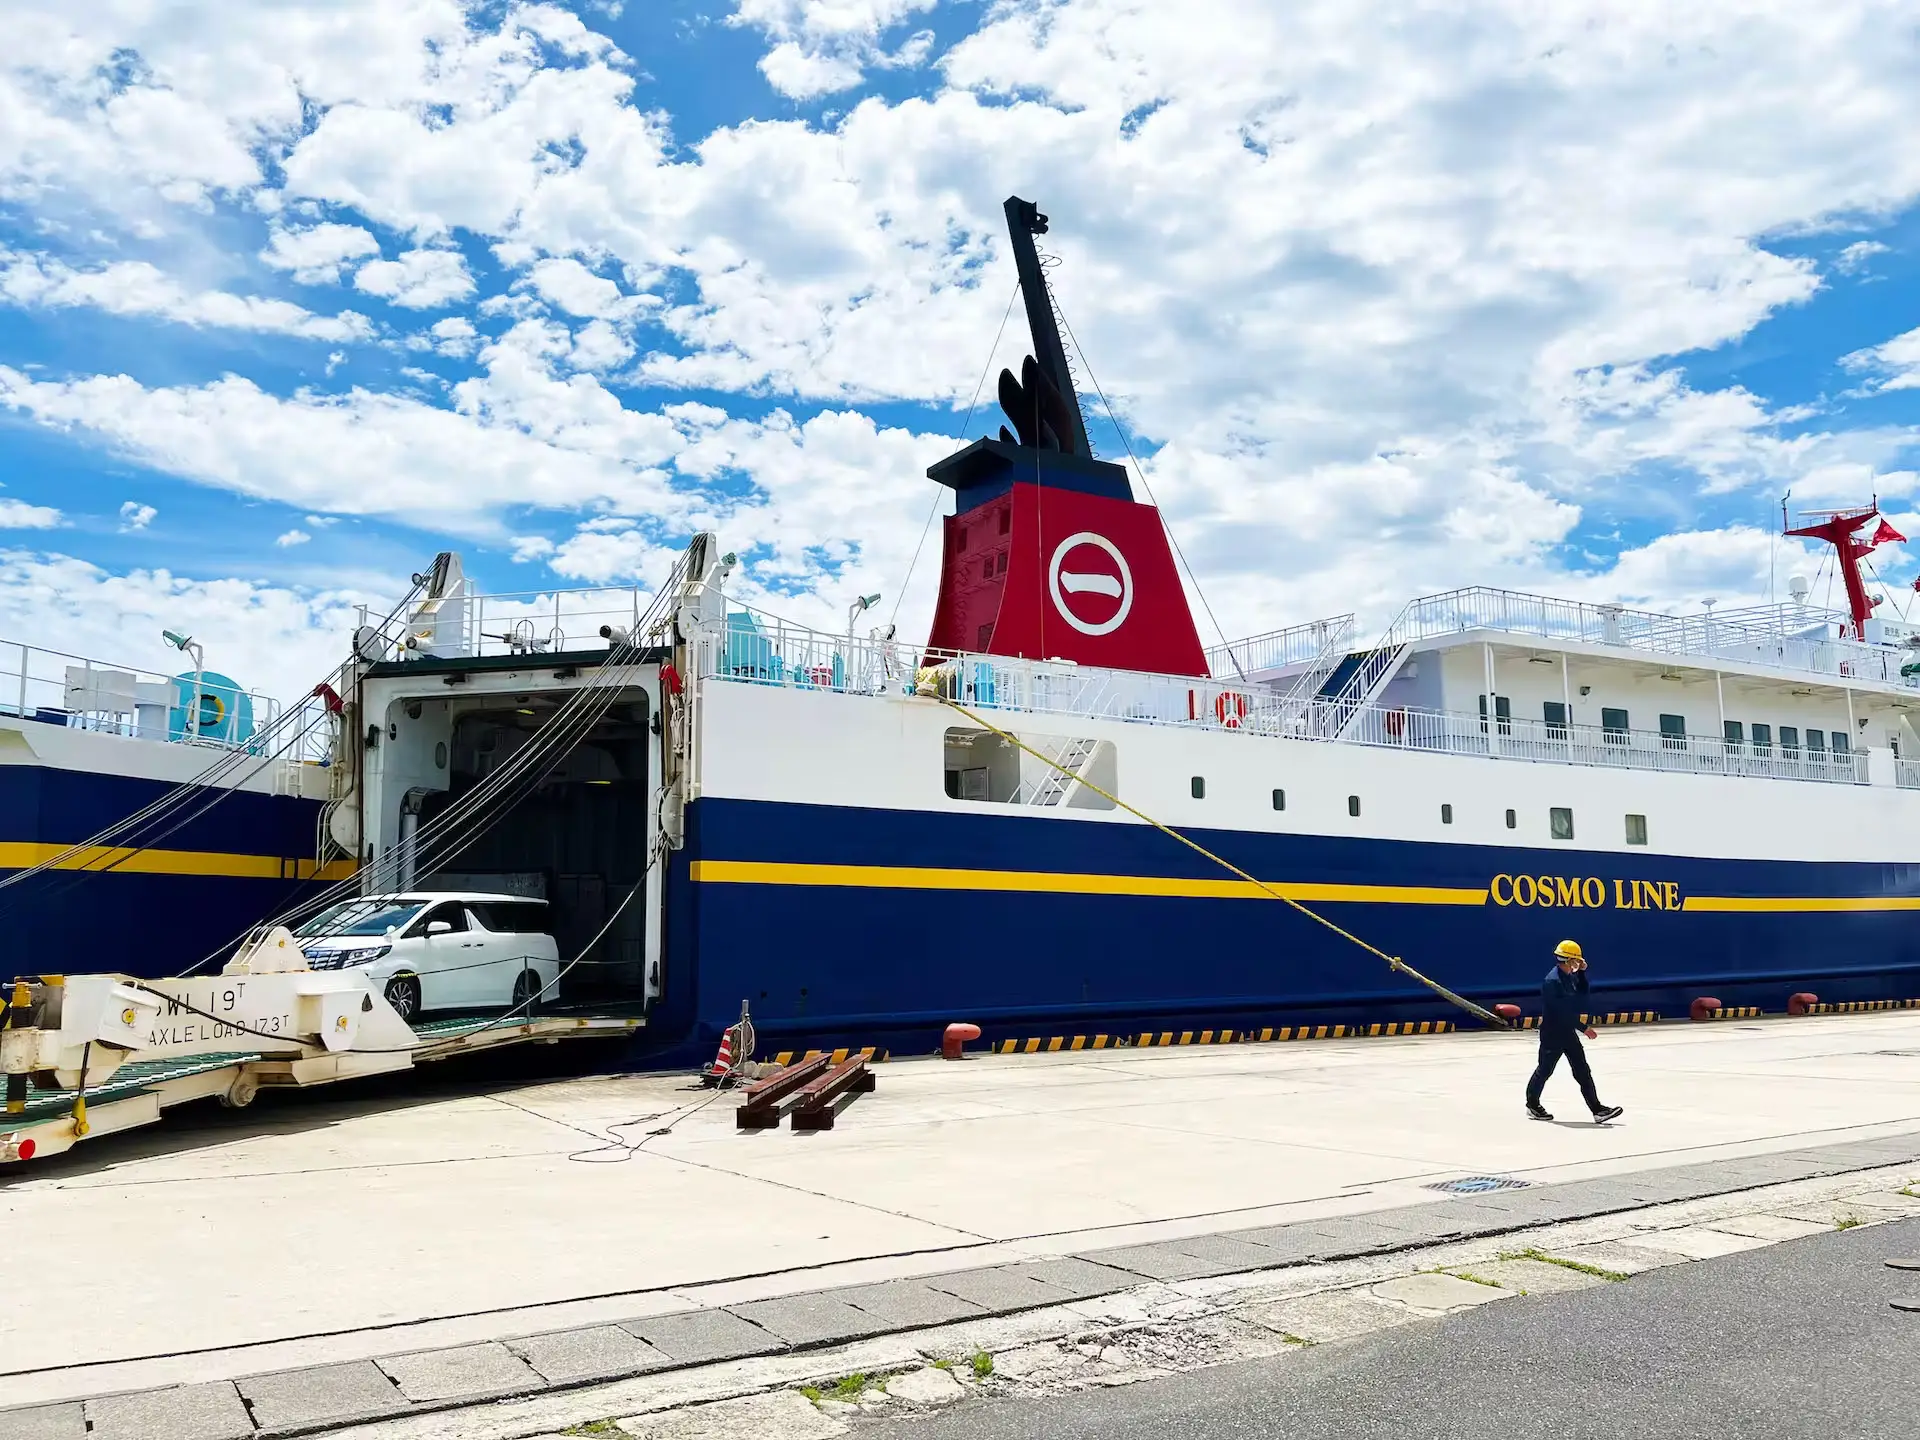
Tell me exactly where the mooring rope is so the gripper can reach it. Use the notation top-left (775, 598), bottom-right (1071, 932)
top-left (934, 691), bottom-right (1507, 1028)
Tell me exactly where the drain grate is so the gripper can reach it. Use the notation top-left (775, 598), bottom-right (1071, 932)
top-left (1427, 1175), bottom-right (1532, 1194)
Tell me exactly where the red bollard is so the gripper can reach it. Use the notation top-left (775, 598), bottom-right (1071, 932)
top-left (1788, 992), bottom-right (1819, 1017)
top-left (1493, 1003), bottom-right (1522, 1024)
top-left (942, 1022), bottom-right (981, 1060)
top-left (1690, 996), bottom-right (1723, 1023)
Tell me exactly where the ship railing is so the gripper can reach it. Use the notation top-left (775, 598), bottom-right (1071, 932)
top-left (1377, 586), bottom-right (1909, 687)
top-left (693, 607), bottom-right (1873, 787)
top-left (0, 640), bottom-right (286, 752)
top-left (1205, 613), bottom-right (1356, 681)
top-left (1339, 705), bottom-right (1869, 785)
top-left (1898, 759), bottom-right (1920, 790)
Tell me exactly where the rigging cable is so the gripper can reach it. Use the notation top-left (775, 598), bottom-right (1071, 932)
top-left (1051, 299), bottom-right (1249, 684)
top-left (933, 691), bottom-right (1507, 1028)
top-left (887, 282), bottom-right (1023, 633)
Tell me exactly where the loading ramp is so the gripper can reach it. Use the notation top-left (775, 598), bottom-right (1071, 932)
top-left (0, 947), bottom-right (640, 1165)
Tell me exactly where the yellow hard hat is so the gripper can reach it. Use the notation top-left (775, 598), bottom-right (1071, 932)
top-left (1554, 939), bottom-right (1584, 961)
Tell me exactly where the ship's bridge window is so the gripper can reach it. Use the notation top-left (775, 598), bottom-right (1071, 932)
top-left (1780, 725), bottom-right (1800, 757)
top-left (1625, 813), bottom-right (1648, 846)
top-left (943, 727), bottom-right (1116, 811)
top-left (1807, 729), bottom-right (1826, 755)
top-left (1543, 701), bottom-right (1568, 738)
top-left (1751, 723), bottom-right (1772, 755)
top-left (1723, 720), bottom-right (1744, 752)
top-left (1659, 714), bottom-right (1686, 750)
top-left (1601, 708), bottom-right (1629, 744)
top-left (1832, 730), bottom-right (1851, 755)
top-left (1550, 807), bottom-right (1574, 840)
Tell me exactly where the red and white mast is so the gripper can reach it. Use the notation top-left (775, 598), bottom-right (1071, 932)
top-left (1783, 499), bottom-right (1905, 641)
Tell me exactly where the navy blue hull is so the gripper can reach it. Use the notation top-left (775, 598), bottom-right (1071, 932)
top-left (642, 796), bottom-right (1920, 1063)
top-left (0, 763), bottom-right (333, 977)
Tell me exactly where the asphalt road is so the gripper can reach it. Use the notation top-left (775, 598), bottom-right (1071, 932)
top-left (869, 1217), bottom-right (1920, 1440)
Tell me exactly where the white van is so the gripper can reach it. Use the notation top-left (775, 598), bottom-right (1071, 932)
top-left (292, 892), bottom-right (561, 1022)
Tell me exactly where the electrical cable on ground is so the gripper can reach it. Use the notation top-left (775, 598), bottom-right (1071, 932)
top-left (934, 694), bottom-right (1506, 1028)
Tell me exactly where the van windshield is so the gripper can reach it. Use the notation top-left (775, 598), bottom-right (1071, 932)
top-left (294, 899), bottom-right (425, 938)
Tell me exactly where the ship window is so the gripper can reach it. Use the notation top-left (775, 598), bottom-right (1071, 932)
top-left (1807, 729), bottom-right (1826, 754)
top-left (1505, 808), bottom-right (1517, 829)
top-left (1191, 776), bottom-right (1206, 799)
top-left (1751, 722), bottom-right (1772, 755)
top-left (1348, 794), bottom-right (1361, 816)
top-left (981, 557), bottom-right (994, 581)
top-left (999, 507), bottom-right (1011, 535)
top-left (1723, 720), bottom-right (1744, 752)
top-left (955, 525), bottom-right (968, 552)
top-left (1441, 803), bottom-right (1453, 824)
top-left (1659, 713), bottom-right (1686, 749)
top-left (1625, 813), bottom-right (1648, 846)
top-left (1271, 788), bottom-right (1286, 811)
top-left (1550, 807), bottom-right (1574, 840)
top-left (1780, 725), bottom-right (1800, 756)
top-left (943, 727), bottom-right (1115, 811)
top-left (996, 551), bottom-right (1008, 575)
top-left (976, 623), bottom-right (994, 650)
top-left (1478, 694), bottom-right (1511, 735)
top-left (1543, 700), bottom-right (1567, 738)
top-left (1832, 730), bottom-right (1850, 755)
top-left (1601, 707), bottom-right (1629, 744)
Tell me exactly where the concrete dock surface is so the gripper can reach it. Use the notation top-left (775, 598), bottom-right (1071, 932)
top-left (5, 1010), bottom-right (1919, 1414)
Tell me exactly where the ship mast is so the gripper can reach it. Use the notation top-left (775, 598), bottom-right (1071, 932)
top-left (1784, 501), bottom-right (1888, 641)
top-left (1002, 196), bottom-right (1093, 460)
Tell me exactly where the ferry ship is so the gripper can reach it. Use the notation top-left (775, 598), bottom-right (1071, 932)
top-left (15, 196), bottom-right (1920, 1061)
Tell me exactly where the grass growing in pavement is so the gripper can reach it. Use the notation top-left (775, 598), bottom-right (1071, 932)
top-left (1836, 1216), bottom-right (1863, 1230)
top-left (931, 1358), bottom-right (953, 1371)
top-left (1279, 1333), bottom-right (1314, 1346)
top-left (561, 1423), bottom-right (623, 1437)
top-left (1450, 1270), bottom-right (1513, 1291)
top-left (971, 1350), bottom-right (995, 1378)
top-left (1500, 1247), bottom-right (1630, 1282)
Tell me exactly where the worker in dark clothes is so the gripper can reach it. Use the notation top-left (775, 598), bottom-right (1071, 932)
top-left (1526, 939), bottom-right (1624, 1124)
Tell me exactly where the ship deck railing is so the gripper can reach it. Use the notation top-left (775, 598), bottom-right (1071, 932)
top-left (691, 605), bottom-right (1875, 789)
top-left (1254, 585), bottom-right (1916, 690)
top-left (0, 638), bottom-right (318, 758)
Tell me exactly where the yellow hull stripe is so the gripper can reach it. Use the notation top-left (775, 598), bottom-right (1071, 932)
top-left (1682, 895), bottom-right (1920, 913)
top-left (0, 843), bottom-right (356, 882)
top-left (691, 860), bottom-right (1486, 906)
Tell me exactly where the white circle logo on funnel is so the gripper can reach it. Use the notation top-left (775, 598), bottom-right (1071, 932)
top-left (1048, 532), bottom-right (1134, 637)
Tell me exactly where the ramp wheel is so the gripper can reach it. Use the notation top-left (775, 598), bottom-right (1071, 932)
top-left (220, 1073), bottom-right (260, 1109)
top-left (385, 974), bottom-right (422, 1023)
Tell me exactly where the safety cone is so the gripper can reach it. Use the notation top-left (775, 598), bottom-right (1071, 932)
top-left (701, 1027), bottom-right (736, 1086)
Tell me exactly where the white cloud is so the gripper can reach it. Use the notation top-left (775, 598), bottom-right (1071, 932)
top-left (275, 528), bottom-right (311, 547)
top-left (1836, 240), bottom-right (1890, 275)
top-left (509, 535), bottom-right (555, 562)
top-left (0, 499), bottom-right (62, 529)
top-left (0, 250), bottom-right (373, 342)
top-left (1844, 325), bottom-right (1920, 393)
top-left (260, 223), bottom-right (381, 285)
top-left (352, 248), bottom-right (474, 309)
top-left (118, 501), bottom-right (157, 531)
top-left (732, 0), bottom-right (938, 97)
top-left (526, 257), bottom-right (629, 317)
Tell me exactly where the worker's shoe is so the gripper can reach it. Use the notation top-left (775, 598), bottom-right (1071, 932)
top-left (1526, 1103), bottom-right (1553, 1120)
top-left (1591, 1105), bottom-right (1624, 1124)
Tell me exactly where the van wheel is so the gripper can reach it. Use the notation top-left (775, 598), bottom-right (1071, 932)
top-left (511, 968), bottom-right (542, 1016)
top-left (384, 974), bottom-right (422, 1023)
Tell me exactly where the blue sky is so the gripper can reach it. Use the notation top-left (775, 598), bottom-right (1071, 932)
top-left (3, 1), bottom-right (1920, 696)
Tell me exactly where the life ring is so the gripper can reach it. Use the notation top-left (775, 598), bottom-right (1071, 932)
top-left (1214, 690), bottom-right (1248, 728)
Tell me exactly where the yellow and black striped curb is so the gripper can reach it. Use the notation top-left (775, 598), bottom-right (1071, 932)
top-left (1513, 1011), bottom-right (1662, 1030)
top-left (989, 1020), bottom-right (1454, 1055)
top-left (769, 1046), bottom-right (889, 1066)
top-left (1706, 1006), bottom-right (1762, 1020)
top-left (1810, 999), bottom-right (1920, 1014)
